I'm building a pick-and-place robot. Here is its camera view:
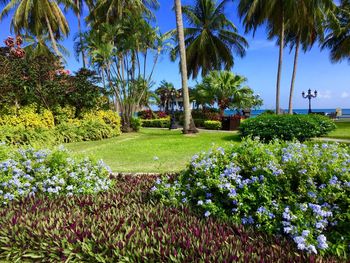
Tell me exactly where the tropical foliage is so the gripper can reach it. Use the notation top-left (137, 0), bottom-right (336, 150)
top-left (153, 138), bottom-right (350, 258)
top-left (171, 0), bottom-right (248, 79)
top-left (322, 0), bottom-right (350, 63)
top-left (194, 71), bottom-right (262, 116)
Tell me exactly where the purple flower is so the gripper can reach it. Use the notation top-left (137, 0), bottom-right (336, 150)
top-left (204, 211), bottom-right (211, 217)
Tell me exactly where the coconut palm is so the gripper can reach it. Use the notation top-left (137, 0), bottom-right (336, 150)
top-left (171, 0), bottom-right (248, 79)
top-left (87, 0), bottom-right (158, 27)
top-left (73, 0), bottom-right (87, 67)
top-left (174, 0), bottom-right (196, 133)
top-left (0, 0), bottom-right (73, 57)
top-left (286, 0), bottom-right (335, 114)
top-left (238, 0), bottom-right (293, 114)
top-left (322, 0), bottom-right (350, 63)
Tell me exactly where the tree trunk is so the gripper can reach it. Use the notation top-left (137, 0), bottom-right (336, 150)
top-left (174, 0), bottom-right (197, 134)
top-left (288, 36), bottom-right (300, 114)
top-left (77, 0), bottom-right (87, 68)
top-left (275, 14), bottom-right (284, 115)
top-left (45, 14), bottom-right (61, 57)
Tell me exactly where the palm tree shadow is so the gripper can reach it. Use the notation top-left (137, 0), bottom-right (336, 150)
top-left (222, 134), bottom-right (242, 142)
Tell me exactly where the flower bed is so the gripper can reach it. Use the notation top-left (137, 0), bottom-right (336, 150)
top-left (152, 138), bottom-right (350, 258)
top-left (0, 144), bottom-right (112, 204)
top-left (0, 174), bottom-right (340, 261)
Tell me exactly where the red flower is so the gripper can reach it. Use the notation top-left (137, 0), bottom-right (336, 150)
top-left (4, 36), bottom-right (15, 47)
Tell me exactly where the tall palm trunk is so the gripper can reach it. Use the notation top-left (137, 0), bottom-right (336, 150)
top-left (45, 14), bottom-right (61, 57)
top-left (174, 0), bottom-right (194, 133)
top-left (275, 14), bottom-right (284, 115)
top-left (77, 0), bottom-right (87, 68)
top-left (288, 36), bottom-right (300, 114)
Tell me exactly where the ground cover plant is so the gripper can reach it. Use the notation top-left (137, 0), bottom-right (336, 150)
top-left (0, 174), bottom-right (342, 262)
top-left (0, 143), bottom-right (112, 204)
top-left (66, 128), bottom-right (240, 173)
top-left (152, 138), bottom-right (350, 258)
top-left (240, 114), bottom-right (336, 141)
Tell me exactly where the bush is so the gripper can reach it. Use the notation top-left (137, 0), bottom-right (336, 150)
top-left (55, 120), bottom-right (116, 143)
top-left (152, 139), bottom-right (350, 258)
top-left (0, 109), bottom-right (121, 146)
top-left (308, 114), bottom-right (337, 136)
top-left (0, 105), bottom-right (54, 129)
top-left (130, 117), bottom-right (142, 132)
top-left (203, 120), bottom-right (222, 130)
top-left (0, 174), bottom-right (338, 261)
top-left (0, 144), bottom-right (112, 204)
top-left (240, 115), bottom-right (336, 141)
top-left (0, 125), bottom-right (57, 147)
top-left (141, 118), bottom-right (170, 128)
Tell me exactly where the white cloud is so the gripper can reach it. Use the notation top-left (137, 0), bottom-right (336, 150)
top-left (341, 91), bottom-right (349, 98)
top-left (317, 90), bottom-right (332, 99)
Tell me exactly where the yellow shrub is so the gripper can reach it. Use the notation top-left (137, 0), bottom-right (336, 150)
top-left (83, 110), bottom-right (121, 135)
top-left (0, 105), bottom-right (54, 129)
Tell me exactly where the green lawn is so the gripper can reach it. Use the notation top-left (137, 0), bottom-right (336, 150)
top-left (326, 121), bottom-right (350, 140)
top-left (66, 128), bottom-right (240, 173)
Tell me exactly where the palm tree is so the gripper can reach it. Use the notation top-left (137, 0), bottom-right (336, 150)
top-left (286, 0), bottom-right (335, 114)
top-left (0, 0), bottom-right (72, 57)
top-left (171, 0), bottom-right (248, 79)
top-left (238, 0), bottom-right (291, 114)
top-left (174, 0), bottom-right (196, 133)
top-left (74, 0), bottom-right (88, 67)
top-left (198, 70), bottom-right (261, 116)
top-left (322, 0), bottom-right (350, 63)
top-left (156, 80), bottom-right (175, 112)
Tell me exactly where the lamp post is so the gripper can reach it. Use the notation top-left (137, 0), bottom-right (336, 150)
top-left (302, 89), bottom-right (317, 114)
top-left (169, 88), bottom-right (177, 129)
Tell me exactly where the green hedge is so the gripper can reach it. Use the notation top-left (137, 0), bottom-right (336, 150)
top-left (239, 114), bottom-right (336, 141)
top-left (203, 120), bottom-right (222, 130)
top-left (141, 118), bottom-right (170, 128)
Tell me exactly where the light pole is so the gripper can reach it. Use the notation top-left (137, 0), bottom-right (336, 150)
top-left (169, 88), bottom-right (177, 129)
top-left (302, 89), bottom-right (317, 114)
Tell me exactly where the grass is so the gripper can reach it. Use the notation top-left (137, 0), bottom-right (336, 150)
top-left (66, 128), bottom-right (240, 173)
top-left (326, 121), bottom-right (350, 140)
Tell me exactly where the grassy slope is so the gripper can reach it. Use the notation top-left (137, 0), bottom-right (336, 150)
top-left (326, 122), bottom-right (350, 140)
top-left (66, 128), bottom-right (240, 173)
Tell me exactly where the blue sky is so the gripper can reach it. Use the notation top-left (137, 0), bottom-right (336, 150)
top-left (0, 0), bottom-right (349, 109)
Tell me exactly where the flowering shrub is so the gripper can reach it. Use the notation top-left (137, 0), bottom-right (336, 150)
top-left (152, 138), bottom-right (350, 258)
top-left (0, 175), bottom-right (339, 261)
top-left (0, 143), bottom-right (112, 204)
top-left (240, 114), bottom-right (336, 141)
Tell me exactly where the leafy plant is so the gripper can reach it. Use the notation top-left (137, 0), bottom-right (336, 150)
top-left (141, 118), bottom-right (170, 128)
top-left (240, 114), bottom-right (336, 141)
top-left (152, 138), bottom-right (350, 258)
top-left (203, 120), bottom-right (222, 130)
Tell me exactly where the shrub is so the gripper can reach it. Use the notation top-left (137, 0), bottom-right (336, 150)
top-left (0, 125), bottom-right (57, 147)
top-left (194, 118), bottom-right (206, 127)
top-left (0, 144), bottom-right (112, 204)
top-left (0, 174), bottom-right (339, 261)
top-left (141, 118), bottom-right (170, 128)
top-left (55, 120), bottom-right (116, 143)
top-left (203, 120), bottom-right (222, 130)
top-left (138, 109), bottom-right (156, 119)
top-left (308, 114), bottom-right (337, 136)
top-left (130, 117), bottom-right (142, 132)
top-left (0, 105), bottom-right (54, 129)
top-left (240, 114), bottom-right (335, 141)
top-left (83, 110), bottom-right (121, 134)
top-left (152, 139), bottom-right (350, 258)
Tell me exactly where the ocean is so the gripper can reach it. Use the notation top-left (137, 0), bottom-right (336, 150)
top-left (224, 109), bottom-right (350, 117)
